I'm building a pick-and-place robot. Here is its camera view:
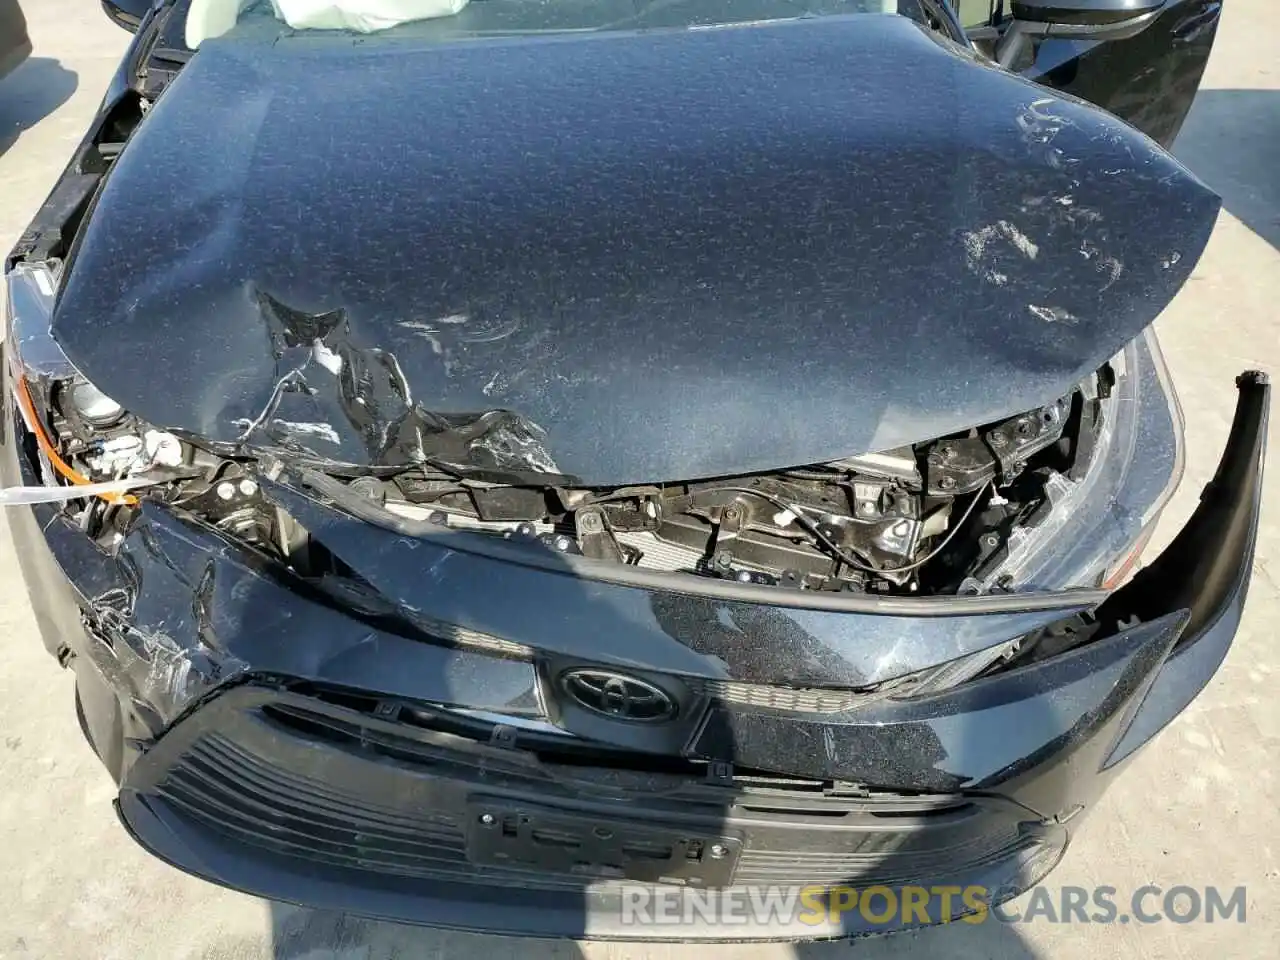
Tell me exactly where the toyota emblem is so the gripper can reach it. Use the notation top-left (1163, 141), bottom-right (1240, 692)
top-left (559, 669), bottom-right (678, 723)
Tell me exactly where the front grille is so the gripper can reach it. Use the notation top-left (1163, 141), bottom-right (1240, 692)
top-left (157, 732), bottom-right (590, 890)
top-left (142, 696), bottom-right (1036, 893)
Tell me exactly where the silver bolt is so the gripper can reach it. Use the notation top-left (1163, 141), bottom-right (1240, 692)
top-left (239, 478), bottom-right (258, 497)
top-left (479, 813), bottom-right (496, 826)
top-left (709, 843), bottom-right (728, 860)
top-left (859, 501), bottom-right (876, 516)
top-left (939, 476), bottom-right (957, 491)
top-left (554, 535), bottom-right (573, 552)
top-left (215, 482), bottom-right (236, 501)
top-left (989, 431), bottom-right (1008, 447)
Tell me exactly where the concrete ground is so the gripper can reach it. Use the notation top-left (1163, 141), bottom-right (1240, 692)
top-left (1, 2), bottom-right (1277, 958)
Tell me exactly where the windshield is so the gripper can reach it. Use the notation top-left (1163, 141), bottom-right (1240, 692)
top-left (190, 1), bottom-right (936, 47)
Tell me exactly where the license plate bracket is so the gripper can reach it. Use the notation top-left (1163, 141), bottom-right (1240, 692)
top-left (465, 797), bottom-right (741, 886)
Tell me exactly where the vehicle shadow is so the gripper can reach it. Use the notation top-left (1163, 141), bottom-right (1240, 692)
top-left (1173, 89), bottom-right (1280, 251)
top-left (264, 901), bottom-right (1043, 958)
top-left (0, 57), bottom-right (78, 158)
top-left (267, 904), bottom-right (587, 958)
top-left (792, 920), bottom-right (1041, 959)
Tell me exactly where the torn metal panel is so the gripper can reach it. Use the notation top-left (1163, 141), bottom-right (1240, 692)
top-left (223, 290), bottom-right (568, 479)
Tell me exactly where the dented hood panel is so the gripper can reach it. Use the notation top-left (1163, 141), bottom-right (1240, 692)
top-left (52, 15), bottom-right (1219, 484)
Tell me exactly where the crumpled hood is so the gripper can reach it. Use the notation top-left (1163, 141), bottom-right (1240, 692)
top-left (53, 14), bottom-right (1219, 485)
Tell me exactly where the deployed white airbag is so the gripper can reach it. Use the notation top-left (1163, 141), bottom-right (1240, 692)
top-left (268, 0), bottom-right (470, 32)
top-left (187, 0), bottom-right (469, 48)
top-left (186, 0), bottom-right (257, 47)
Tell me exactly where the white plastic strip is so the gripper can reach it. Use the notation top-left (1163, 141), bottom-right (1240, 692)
top-left (0, 476), bottom-right (161, 507)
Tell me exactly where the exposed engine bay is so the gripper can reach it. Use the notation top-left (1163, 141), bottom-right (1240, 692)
top-left (22, 359), bottom-right (1113, 597)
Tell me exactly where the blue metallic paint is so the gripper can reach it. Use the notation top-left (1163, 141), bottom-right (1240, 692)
top-left (52, 14), bottom-right (1218, 484)
top-left (1, 0), bottom-right (1261, 940)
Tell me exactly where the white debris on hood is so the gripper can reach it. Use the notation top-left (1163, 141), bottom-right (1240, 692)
top-left (398, 314), bottom-right (469, 357)
top-left (1027, 304), bottom-right (1078, 325)
top-left (1078, 239), bottom-right (1124, 291)
top-left (962, 220), bottom-right (1039, 286)
top-left (187, 0), bottom-right (469, 48)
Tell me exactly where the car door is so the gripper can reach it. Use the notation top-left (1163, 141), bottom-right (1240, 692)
top-left (954, 1), bottom-right (1224, 148)
top-left (0, 0), bottom-right (32, 81)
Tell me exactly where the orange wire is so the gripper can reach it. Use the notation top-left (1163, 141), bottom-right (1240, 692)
top-left (13, 374), bottom-right (138, 506)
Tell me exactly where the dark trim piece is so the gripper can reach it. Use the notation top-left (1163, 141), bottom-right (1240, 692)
top-left (1098, 371), bottom-right (1269, 639)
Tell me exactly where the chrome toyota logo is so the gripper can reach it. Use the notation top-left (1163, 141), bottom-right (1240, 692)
top-left (559, 669), bottom-right (677, 723)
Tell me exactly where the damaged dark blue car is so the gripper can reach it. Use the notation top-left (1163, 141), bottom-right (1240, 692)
top-left (1, 0), bottom-right (1267, 941)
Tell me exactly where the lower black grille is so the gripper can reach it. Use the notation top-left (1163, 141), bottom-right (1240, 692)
top-left (143, 696), bottom-right (1035, 893)
top-left (160, 734), bottom-right (476, 879)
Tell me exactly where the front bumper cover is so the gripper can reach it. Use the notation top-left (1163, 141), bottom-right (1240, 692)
top-left (117, 683), bottom-right (1072, 940)
top-left (0, 367), bottom-right (1267, 939)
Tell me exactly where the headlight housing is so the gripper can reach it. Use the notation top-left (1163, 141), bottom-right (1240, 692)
top-left (979, 327), bottom-right (1185, 593)
top-left (4, 262), bottom-right (170, 505)
top-left (5, 262), bottom-right (78, 397)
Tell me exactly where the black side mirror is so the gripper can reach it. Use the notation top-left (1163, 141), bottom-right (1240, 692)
top-left (995, 0), bottom-right (1168, 66)
top-left (1009, 0), bottom-right (1166, 23)
top-left (101, 0), bottom-right (157, 34)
